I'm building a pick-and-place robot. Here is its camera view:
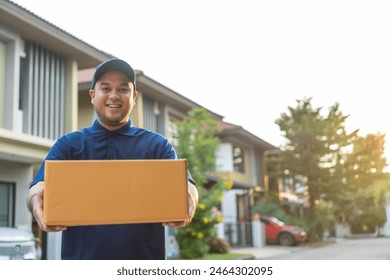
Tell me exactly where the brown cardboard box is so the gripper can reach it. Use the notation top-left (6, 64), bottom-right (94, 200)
top-left (43, 159), bottom-right (189, 226)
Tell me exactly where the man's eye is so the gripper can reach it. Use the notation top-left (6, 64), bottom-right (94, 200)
top-left (119, 88), bottom-right (130, 93)
top-left (101, 87), bottom-right (110, 92)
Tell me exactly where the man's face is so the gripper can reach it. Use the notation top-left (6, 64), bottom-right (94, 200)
top-left (89, 70), bottom-right (138, 130)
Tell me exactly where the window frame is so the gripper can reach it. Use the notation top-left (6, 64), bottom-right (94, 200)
top-left (233, 145), bottom-right (245, 173)
top-left (0, 181), bottom-right (15, 227)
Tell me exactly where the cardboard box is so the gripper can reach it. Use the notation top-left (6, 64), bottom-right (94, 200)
top-left (43, 159), bottom-right (189, 226)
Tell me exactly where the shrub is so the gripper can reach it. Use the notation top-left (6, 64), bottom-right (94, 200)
top-left (208, 237), bottom-right (231, 254)
top-left (173, 108), bottom-right (228, 259)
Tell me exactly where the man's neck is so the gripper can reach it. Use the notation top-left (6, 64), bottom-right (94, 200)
top-left (98, 119), bottom-right (128, 131)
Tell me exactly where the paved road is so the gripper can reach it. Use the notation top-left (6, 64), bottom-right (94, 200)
top-left (271, 237), bottom-right (390, 260)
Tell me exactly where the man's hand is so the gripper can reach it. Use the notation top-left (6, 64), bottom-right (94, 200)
top-left (27, 182), bottom-right (67, 232)
top-left (163, 181), bottom-right (198, 228)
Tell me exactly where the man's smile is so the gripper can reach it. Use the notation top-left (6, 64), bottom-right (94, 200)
top-left (106, 104), bottom-right (121, 108)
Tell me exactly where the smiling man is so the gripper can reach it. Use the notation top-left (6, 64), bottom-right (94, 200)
top-left (26, 58), bottom-right (198, 260)
top-left (90, 60), bottom-right (137, 130)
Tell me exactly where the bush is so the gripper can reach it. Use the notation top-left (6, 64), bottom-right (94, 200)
top-left (173, 108), bottom-right (229, 259)
top-left (177, 234), bottom-right (209, 259)
top-left (208, 237), bottom-right (231, 254)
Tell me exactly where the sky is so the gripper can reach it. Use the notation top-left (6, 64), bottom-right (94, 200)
top-left (10, 0), bottom-right (390, 162)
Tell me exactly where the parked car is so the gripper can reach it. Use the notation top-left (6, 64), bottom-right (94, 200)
top-left (260, 216), bottom-right (306, 246)
top-left (0, 227), bottom-right (36, 260)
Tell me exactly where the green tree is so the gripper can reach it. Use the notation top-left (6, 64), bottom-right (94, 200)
top-left (252, 201), bottom-right (290, 223)
top-left (173, 108), bottom-right (230, 259)
top-left (264, 151), bottom-right (284, 203)
top-left (275, 97), bottom-right (390, 238)
top-left (335, 134), bottom-right (388, 231)
top-left (344, 134), bottom-right (387, 187)
top-left (275, 98), bottom-right (357, 239)
top-left (275, 98), bottom-right (355, 214)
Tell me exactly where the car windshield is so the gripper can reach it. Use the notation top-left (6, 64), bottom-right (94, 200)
top-left (270, 217), bottom-right (285, 226)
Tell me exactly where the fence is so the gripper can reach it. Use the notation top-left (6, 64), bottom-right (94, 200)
top-left (224, 222), bottom-right (253, 248)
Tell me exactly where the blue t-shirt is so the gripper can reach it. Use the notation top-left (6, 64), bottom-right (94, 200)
top-left (31, 119), bottom-right (189, 260)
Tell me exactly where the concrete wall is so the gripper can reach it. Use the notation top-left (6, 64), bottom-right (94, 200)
top-left (335, 223), bottom-right (351, 238)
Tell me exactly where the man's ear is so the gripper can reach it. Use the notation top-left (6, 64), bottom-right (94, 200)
top-left (133, 90), bottom-right (139, 101)
top-left (133, 90), bottom-right (138, 105)
top-left (89, 89), bottom-right (95, 105)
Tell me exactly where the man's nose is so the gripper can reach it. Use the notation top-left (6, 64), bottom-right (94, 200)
top-left (109, 90), bottom-right (120, 99)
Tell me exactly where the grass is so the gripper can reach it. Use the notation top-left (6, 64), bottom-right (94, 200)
top-left (201, 252), bottom-right (253, 260)
top-left (178, 252), bottom-right (253, 260)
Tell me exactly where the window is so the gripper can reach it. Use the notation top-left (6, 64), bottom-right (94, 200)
top-left (19, 41), bottom-right (65, 139)
top-left (233, 146), bottom-right (245, 173)
top-left (0, 182), bottom-right (15, 227)
top-left (142, 96), bottom-right (159, 132)
top-left (0, 27), bottom-right (16, 131)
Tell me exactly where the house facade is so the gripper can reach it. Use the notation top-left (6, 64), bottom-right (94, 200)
top-left (214, 122), bottom-right (276, 247)
top-left (0, 0), bottom-right (112, 258)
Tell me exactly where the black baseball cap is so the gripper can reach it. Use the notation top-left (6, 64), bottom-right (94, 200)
top-left (91, 58), bottom-right (136, 90)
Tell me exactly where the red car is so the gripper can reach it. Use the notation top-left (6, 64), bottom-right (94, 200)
top-left (260, 216), bottom-right (306, 246)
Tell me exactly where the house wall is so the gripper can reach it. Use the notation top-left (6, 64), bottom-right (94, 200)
top-left (254, 148), bottom-right (266, 189)
top-left (216, 143), bottom-right (256, 186)
top-left (0, 41), bottom-right (5, 128)
top-left (130, 92), bottom-right (143, 128)
top-left (221, 188), bottom-right (252, 247)
top-left (0, 22), bottom-right (24, 132)
top-left (0, 25), bottom-right (79, 260)
top-left (221, 189), bottom-right (247, 223)
top-left (78, 90), bottom-right (94, 129)
top-left (64, 59), bottom-right (78, 133)
top-left (0, 160), bottom-right (33, 231)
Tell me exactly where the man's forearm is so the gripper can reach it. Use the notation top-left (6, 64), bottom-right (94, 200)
top-left (188, 181), bottom-right (198, 210)
top-left (26, 181), bottom-right (44, 213)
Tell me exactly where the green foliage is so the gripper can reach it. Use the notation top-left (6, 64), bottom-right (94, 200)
top-left (334, 135), bottom-right (389, 229)
top-left (349, 206), bottom-right (385, 234)
top-left (208, 237), bottom-right (231, 254)
top-left (252, 201), bottom-right (290, 223)
top-left (173, 108), bottom-right (230, 259)
top-left (337, 178), bottom-right (390, 233)
top-left (264, 154), bottom-right (284, 203)
top-left (175, 234), bottom-right (209, 259)
top-left (313, 199), bottom-right (335, 233)
top-left (174, 108), bottom-right (220, 185)
top-left (301, 200), bottom-right (335, 242)
top-left (288, 216), bottom-right (309, 234)
top-left (342, 134), bottom-right (387, 188)
top-left (275, 97), bottom-right (356, 214)
top-left (275, 97), bottom-right (389, 237)
top-left (175, 180), bottom-right (229, 259)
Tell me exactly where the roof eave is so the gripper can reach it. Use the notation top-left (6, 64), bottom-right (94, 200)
top-left (136, 72), bottom-right (224, 120)
top-left (1, 1), bottom-right (112, 68)
top-left (220, 125), bottom-right (278, 150)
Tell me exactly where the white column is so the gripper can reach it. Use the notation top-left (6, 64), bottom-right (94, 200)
top-left (46, 232), bottom-right (62, 260)
top-left (252, 221), bottom-right (266, 248)
top-left (384, 203), bottom-right (390, 237)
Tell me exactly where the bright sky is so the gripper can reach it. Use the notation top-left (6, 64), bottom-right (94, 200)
top-left (10, 0), bottom-right (390, 163)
